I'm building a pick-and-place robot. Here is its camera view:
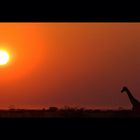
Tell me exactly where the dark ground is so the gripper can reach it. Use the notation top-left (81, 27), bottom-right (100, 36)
top-left (0, 109), bottom-right (139, 138)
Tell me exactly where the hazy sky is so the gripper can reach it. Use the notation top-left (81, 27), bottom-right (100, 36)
top-left (0, 23), bottom-right (140, 109)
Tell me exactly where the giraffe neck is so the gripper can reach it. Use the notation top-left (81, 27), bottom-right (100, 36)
top-left (125, 89), bottom-right (139, 106)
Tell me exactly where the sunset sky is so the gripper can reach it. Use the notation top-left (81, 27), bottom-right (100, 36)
top-left (0, 23), bottom-right (140, 109)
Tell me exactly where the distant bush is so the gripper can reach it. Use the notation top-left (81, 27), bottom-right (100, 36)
top-left (57, 106), bottom-right (86, 117)
top-left (8, 105), bottom-right (16, 111)
top-left (47, 107), bottom-right (58, 112)
top-left (60, 106), bottom-right (84, 112)
top-left (118, 107), bottom-right (124, 110)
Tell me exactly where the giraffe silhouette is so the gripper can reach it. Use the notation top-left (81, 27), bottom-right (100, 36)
top-left (121, 86), bottom-right (140, 112)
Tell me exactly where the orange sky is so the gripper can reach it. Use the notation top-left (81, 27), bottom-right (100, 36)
top-left (0, 23), bottom-right (140, 109)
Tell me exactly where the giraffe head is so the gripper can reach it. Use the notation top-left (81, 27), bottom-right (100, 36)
top-left (121, 86), bottom-right (128, 93)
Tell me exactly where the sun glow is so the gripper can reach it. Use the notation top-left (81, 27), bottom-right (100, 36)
top-left (0, 50), bottom-right (10, 65)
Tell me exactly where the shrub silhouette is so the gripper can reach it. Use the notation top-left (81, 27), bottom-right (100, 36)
top-left (47, 107), bottom-right (58, 112)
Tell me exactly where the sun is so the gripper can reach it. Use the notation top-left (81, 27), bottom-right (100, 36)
top-left (0, 50), bottom-right (10, 65)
